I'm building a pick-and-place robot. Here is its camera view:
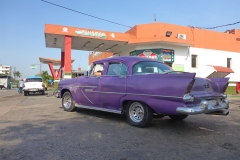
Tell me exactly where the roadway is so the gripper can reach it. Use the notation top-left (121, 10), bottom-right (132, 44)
top-left (0, 89), bottom-right (240, 159)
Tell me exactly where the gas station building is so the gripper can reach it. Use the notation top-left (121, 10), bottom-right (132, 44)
top-left (44, 22), bottom-right (240, 94)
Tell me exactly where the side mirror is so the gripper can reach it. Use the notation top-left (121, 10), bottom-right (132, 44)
top-left (84, 71), bottom-right (89, 77)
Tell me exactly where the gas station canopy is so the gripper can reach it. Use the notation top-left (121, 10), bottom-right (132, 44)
top-left (44, 24), bottom-right (130, 53)
top-left (39, 57), bottom-right (74, 66)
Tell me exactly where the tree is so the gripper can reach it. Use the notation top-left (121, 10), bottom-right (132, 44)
top-left (41, 71), bottom-right (52, 84)
top-left (13, 71), bottom-right (21, 80)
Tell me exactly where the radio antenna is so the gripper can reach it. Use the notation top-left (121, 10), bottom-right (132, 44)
top-left (153, 14), bottom-right (156, 22)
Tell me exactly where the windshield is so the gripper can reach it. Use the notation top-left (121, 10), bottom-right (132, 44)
top-left (133, 61), bottom-right (173, 74)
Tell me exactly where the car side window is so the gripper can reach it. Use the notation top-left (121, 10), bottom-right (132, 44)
top-left (107, 63), bottom-right (127, 75)
top-left (90, 63), bottom-right (104, 76)
top-left (133, 61), bottom-right (173, 74)
top-left (121, 64), bottom-right (127, 75)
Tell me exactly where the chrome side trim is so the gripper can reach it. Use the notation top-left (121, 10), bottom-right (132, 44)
top-left (78, 85), bottom-right (97, 88)
top-left (84, 91), bottom-right (181, 99)
top-left (85, 89), bottom-right (94, 92)
top-left (81, 89), bottom-right (94, 104)
top-left (63, 84), bottom-right (97, 88)
top-left (75, 104), bottom-right (122, 114)
top-left (128, 93), bottom-right (182, 99)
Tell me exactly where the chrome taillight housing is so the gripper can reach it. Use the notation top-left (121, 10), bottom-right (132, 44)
top-left (183, 93), bottom-right (194, 102)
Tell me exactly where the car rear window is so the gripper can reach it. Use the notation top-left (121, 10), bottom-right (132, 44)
top-left (26, 78), bottom-right (42, 82)
top-left (133, 61), bottom-right (173, 74)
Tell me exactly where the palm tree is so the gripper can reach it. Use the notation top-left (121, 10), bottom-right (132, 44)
top-left (13, 71), bottom-right (21, 80)
top-left (13, 72), bottom-right (17, 79)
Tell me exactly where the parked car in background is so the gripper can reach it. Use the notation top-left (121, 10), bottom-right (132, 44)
top-left (23, 76), bottom-right (45, 96)
top-left (56, 56), bottom-right (229, 128)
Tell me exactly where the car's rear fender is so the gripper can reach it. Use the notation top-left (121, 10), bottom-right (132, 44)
top-left (120, 95), bottom-right (185, 115)
top-left (126, 73), bottom-right (196, 98)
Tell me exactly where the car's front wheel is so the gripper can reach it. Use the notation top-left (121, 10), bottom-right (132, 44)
top-left (168, 114), bottom-right (188, 120)
top-left (62, 92), bottom-right (76, 112)
top-left (126, 101), bottom-right (153, 128)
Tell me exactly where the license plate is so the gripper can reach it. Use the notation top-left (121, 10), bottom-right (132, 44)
top-left (30, 89), bottom-right (37, 91)
top-left (208, 100), bottom-right (217, 106)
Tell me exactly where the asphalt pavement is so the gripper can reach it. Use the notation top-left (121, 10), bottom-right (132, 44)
top-left (0, 89), bottom-right (240, 160)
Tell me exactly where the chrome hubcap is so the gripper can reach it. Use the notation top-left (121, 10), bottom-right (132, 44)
top-left (63, 95), bottom-right (72, 109)
top-left (129, 102), bottom-right (144, 122)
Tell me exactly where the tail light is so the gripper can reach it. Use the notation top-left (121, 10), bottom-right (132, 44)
top-left (42, 83), bottom-right (45, 87)
top-left (185, 79), bottom-right (195, 94)
top-left (23, 83), bottom-right (25, 88)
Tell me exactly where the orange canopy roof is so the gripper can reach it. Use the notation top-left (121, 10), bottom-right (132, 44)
top-left (210, 65), bottom-right (234, 73)
top-left (39, 57), bottom-right (74, 66)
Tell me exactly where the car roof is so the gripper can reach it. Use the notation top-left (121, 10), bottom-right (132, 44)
top-left (26, 76), bottom-right (42, 79)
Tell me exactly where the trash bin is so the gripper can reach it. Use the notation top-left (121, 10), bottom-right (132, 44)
top-left (236, 82), bottom-right (240, 93)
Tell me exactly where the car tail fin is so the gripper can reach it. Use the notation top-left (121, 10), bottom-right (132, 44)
top-left (208, 78), bottom-right (229, 93)
top-left (185, 79), bottom-right (196, 94)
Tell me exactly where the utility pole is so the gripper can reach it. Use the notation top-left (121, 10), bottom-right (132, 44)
top-left (40, 62), bottom-right (42, 75)
top-left (14, 67), bottom-right (16, 79)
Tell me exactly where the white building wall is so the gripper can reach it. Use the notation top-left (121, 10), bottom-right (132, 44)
top-left (0, 65), bottom-right (11, 75)
top-left (185, 47), bottom-right (240, 82)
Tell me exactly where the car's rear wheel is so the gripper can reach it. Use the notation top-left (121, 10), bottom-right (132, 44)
top-left (42, 91), bottom-right (45, 95)
top-left (62, 92), bottom-right (76, 112)
top-left (24, 91), bottom-right (28, 96)
top-left (126, 101), bottom-right (153, 128)
top-left (168, 114), bottom-right (188, 120)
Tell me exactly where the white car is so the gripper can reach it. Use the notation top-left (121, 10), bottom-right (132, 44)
top-left (23, 76), bottom-right (45, 96)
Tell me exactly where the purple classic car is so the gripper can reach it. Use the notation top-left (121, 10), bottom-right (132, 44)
top-left (57, 56), bottom-right (229, 127)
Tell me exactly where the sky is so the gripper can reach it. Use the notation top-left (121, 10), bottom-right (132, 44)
top-left (1, 0), bottom-right (240, 78)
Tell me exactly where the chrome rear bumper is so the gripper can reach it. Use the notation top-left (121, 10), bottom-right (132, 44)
top-left (176, 99), bottom-right (229, 115)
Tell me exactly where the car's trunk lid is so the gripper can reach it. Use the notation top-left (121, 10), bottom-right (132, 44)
top-left (24, 82), bottom-right (43, 89)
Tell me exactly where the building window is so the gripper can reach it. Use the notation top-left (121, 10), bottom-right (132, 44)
top-left (227, 58), bottom-right (232, 68)
top-left (191, 55), bottom-right (197, 68)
